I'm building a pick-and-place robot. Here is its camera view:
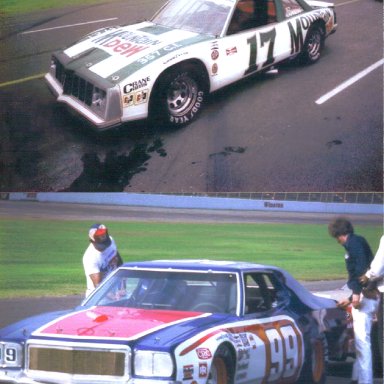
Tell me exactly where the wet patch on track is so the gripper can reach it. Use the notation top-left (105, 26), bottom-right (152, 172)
top-left (62, 139), bottom-right (167, 192)
top-left (209, 146), bottom-right (246, 158)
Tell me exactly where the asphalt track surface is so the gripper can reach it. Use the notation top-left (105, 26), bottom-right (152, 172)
top-left (0, 0), bottom-right (383, 192)
top-left (0, 200), bottom-right (383, 383)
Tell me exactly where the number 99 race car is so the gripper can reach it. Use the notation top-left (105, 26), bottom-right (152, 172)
top-left (45, 0), bottom-right (337, 131)
top-left (0, 260), bottom-right (349, 384)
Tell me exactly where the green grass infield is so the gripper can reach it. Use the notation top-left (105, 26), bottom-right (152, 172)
top-left (1, 0), bottom-right (117, 16)
top-left (0, 218), bottom-right (381, 298)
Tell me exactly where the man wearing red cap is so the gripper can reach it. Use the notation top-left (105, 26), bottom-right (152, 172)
top-left (83, 223), bottom-right (123, 297)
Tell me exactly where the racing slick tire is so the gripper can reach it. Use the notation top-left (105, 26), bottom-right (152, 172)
top-left (297, 333), bottom-right (328, 384)
top-left (149, 62), bottom-right (208, 128)
top-left (300, 24), bottom-right (324, 64)
top-left (207, 345), bottom-right (235, 384)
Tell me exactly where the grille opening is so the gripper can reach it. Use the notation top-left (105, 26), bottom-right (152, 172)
top-left (29, 347), bottom-right (126, 376)
top-left (54, 60), bottom-right (98, 108)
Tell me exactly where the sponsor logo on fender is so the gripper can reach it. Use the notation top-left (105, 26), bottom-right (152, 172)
top-left (211, 49), bottom-right (219, 60)
top-left (123, 77), bottom-right (150, 94)
top-left (123, 89), bottom-right (149, 107)
top-left (183, 364), bottom-right (194, 380)
top-left (199, 363), bottom-right (208, 378)
top-left (196, 348), bottom-right (212, 360)
top-left (288, 9), bottom-right (332, 55)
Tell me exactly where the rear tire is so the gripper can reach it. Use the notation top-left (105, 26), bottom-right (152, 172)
top-left (149, 63), bottom-right (207, 129)
top-left (300, 25), bottom-right (324, 64)
top-left (298, 334), bottom-right (328, 384)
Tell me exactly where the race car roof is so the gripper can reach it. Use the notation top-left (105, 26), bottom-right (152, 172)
top-left (121, 259), bottom-right (337, 310)
top-left (122, 259), bottom-right (271, 272)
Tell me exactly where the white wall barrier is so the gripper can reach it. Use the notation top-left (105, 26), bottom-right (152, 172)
top-left (6, 192), bottom-right (383, 215)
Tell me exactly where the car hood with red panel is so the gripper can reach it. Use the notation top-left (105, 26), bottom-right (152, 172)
top-left (0, 306), bottom-right (232, 349)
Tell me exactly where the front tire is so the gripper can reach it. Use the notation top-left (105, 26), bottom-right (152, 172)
top-left (207, 346), bottom-right (234, 384)
top-left (300, 25), bottom-right (324, 64)
top-left (149, 63), bottom-right (207, 128)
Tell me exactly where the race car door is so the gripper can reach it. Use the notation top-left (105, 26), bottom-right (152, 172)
top-left (241, 273), bottom-right (304, 383)
top-left (211, 0), bottom-right (305, 90)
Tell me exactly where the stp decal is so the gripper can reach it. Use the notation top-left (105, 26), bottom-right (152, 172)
top-left (196, 348), bottom-right (212, 360)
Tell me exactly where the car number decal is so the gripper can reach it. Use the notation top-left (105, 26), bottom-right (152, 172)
top-left (245, 28), bottom-right (276, 75)
top-left (178, 316), bottom-right (303, 383)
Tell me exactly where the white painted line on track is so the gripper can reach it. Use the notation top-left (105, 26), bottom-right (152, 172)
top-left (336, 0), bottom-right (361, 6)
top-left (20, 18), bottom-right (118, 35)
top-left (315, 58), bottom-right (384, 105)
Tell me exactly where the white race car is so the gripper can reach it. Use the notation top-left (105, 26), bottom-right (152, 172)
top-left (45, 0), bottom-right (337, 130)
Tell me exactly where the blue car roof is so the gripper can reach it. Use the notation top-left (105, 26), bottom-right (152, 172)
top-left (121, 259), bottom-right (279, 273)
top-left (121, 259), bottom-right (337, 310)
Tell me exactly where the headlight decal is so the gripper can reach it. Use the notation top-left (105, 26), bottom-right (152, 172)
top-left (134, 350), bottom-right (174, 377)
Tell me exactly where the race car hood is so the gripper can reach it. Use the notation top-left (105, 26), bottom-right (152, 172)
top-left (61, 22), bottom-right (210, 84)
top-left (306, 0), bottom-right (334, 8)
top-left (0, 306), bottom-right (230, 348)
top-left (30, 306), bottom-right (211, 341)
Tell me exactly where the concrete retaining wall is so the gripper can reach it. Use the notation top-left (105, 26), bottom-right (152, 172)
top-left (7, 192), bottom-right (383, 215)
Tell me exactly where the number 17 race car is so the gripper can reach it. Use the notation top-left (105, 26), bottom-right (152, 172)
top-left (45, 0), bottom-right (337, 131)
top-left (0, 260), bottom-right (350, 384)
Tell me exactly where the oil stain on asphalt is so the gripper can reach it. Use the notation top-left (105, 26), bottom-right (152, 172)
top-left (62, 138), bottom-right (167, 192)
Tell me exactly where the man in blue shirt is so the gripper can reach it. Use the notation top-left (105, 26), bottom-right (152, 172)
top-left (328, 217), bottom-right (379, 384)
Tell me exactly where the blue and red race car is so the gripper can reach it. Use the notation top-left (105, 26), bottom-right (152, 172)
top-left (0, 260), bottom-right (349, 384)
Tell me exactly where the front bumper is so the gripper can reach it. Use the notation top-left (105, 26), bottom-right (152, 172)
top-left (0, 371), bottom-right (182, 384)
top-left (45, 72), bottom-right (121, 131)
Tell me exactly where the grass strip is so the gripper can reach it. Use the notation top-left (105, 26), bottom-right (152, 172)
top-left (0, 218), bottom-right (381, 298)
top-left (1, 0), bottom-right (117, 16)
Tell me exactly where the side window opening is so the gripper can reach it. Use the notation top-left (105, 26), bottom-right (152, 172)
top-left (244, 273), bottom-right (282, 314)
top-left (227, 0), bottom-right (277, 35)
top-left (280, 0), bottom-right (304, 18)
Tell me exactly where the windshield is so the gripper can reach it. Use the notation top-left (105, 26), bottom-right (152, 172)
top-left (84, 268), bottom-right (238, 314)
top-left (151, 0), bottom-right (234, 36)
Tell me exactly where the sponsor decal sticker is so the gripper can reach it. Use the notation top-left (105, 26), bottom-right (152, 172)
top-left (123, 94), bottom-right (134, 107)
top-left (211, 50), bottom-right (219, 60)
top-left (212, 63), bottom-right (218, 75)
top-left (199, 363), bottom-right (208, 378)
top-left (196, 348), bottom-right (212, 360)
top-left (211, 40), bottom-right (219, 60)
top-left (123, 76), bottom-right (150, 94)
top-left (134, 89), bottom-right (149, 105)
top-left (183, 364), bottom-right (194, 380)
top-left (226, 47), bottom-right (237, 56)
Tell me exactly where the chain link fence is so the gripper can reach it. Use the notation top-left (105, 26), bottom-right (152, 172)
top-left (160, 192), bottom-right (383, 205)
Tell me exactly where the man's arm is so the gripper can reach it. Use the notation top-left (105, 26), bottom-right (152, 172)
top-left (89, 272), bottom-right (102, 288)
top-left (366, 235), bottom-right (384, 280)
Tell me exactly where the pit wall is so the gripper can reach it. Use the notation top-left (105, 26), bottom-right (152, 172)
top-left (6, 192), bottom-right (383, 215)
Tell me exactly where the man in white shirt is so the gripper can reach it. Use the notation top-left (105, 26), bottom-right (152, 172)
top-left (360, 235), bottom-right (384, 368)
top-left (83, 223), bottom-right (123, 297)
